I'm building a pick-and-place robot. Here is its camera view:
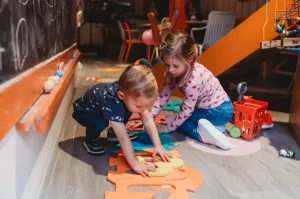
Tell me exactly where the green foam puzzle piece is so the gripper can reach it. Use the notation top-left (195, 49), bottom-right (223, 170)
top-left (163, 100), bottom-right (182, 113)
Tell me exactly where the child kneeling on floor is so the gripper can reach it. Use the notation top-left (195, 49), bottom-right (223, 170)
top-left (151, 31), bottom-right (234, 150)
top-left (72, 65), bottom-right (170, 177)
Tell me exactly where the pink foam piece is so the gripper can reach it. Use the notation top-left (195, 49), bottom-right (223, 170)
top-left (186, 136), bottom-right (261, 156)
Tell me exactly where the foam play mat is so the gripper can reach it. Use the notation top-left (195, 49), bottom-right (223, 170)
top-left (186, 135), bottom-right (261, 156)
top-left (110, 131), bottom-right (174, 152)
top-left (105, 149), bottom-right (202, 199)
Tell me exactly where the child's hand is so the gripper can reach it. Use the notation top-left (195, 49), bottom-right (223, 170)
top-left (132, 161), bottom-right (156, 177)
top-left (157, 124), bottom-right (171, 133)
top-left (153, 145), bottom-right (172, 162)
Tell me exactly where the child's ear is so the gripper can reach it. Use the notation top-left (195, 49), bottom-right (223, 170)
top-left (117, 91), bottom-right (125, 100)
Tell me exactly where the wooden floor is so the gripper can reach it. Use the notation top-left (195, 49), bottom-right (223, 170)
top-left (39, 58), bottom-right (300, 199)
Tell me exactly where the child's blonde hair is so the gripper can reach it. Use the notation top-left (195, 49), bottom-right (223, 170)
top-left (119, 65), bottom-right (158, 98)
top-left (160, 31), bottom-right (198, 87)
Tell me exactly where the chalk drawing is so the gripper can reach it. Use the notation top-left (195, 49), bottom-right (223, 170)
top-left (15, 18), bottom-right (28, 71)
top-left (46, 0), bottom-right (53, 8)
top-left (0, 46), bottom-right (5, 72)
top-left (19, 0), bottom-right (29, 5)
top-left (0, 0), bottom-right (8, 13)
top-left (11, 18), bottom-right (29, 71)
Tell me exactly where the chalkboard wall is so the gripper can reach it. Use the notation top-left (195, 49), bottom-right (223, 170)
top-left (0, 0), bottom-right (75, 84)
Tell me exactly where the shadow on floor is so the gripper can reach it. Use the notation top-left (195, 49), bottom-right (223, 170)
top-left (58, 137), bottom-right (114, 176)
top-left (255, 122), bottom-right (300, 161)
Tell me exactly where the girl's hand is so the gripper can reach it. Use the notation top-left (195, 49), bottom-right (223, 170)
top-left (153, 145), bottom-right (172, 162)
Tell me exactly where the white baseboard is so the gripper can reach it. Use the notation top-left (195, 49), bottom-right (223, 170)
top-left (21, 77), bottom-right (75, 199)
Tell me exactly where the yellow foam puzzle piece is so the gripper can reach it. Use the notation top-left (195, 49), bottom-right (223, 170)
top-left (136, 156), bottom-right (184, 177)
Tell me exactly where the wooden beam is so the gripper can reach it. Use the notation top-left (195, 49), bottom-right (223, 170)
top-left (0, 44), bottom-right (78, 139)
top-left (16, 51), bottom-right (81, 133)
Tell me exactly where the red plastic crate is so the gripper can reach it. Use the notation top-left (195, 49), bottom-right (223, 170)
top-left (233, 99), bottom-right (268, 140)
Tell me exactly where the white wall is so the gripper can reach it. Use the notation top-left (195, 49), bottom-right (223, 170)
top-left (0, 127), bottom-right (48, 199)
top-left (0, 76), bottom-right (75, 199)
top-left (0, 131), bottom-right (17, 199)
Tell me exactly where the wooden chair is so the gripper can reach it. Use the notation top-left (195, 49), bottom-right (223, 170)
top-left (147, 13), bottom-right (167, 63)
top-left (118, 21), bottom-right (148, 63)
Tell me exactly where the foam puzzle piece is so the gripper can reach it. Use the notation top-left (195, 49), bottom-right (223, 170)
top-left (105, 149), bottom-right (202, 199)
top-left (126, 114), bottom-right (166, 131)
top-left (163, 100), bottom-right (182, 113)
top-left (136, 156), bottom-right (184, 177)
top-left (149, 162), bottom-right (173, 177)
top-left (110, 130), bottom-right (174, 152)
top-left (155, 156), bottom-right (184, 169)
top-left (125, 115), bottom-right (144, 131)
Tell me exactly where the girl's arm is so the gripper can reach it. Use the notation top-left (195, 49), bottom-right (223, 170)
top-left (151, 76), bottom-right (175, 119)
top-left (165, 80), bottom-right (201, 131)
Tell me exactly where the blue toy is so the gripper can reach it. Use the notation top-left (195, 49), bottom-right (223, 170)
top-left (163, 100), bottom-right (182, 113)
top-left (56, 70), bottom-right (64, 77)
top-left (110, 130), bottom-right (174, 152)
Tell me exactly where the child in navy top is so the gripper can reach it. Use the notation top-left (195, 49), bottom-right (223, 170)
top-left (73, 65), bottom-right (170, 177)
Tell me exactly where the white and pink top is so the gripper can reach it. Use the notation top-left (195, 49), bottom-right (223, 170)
top-left (151, 62), bottom-right (228, 131)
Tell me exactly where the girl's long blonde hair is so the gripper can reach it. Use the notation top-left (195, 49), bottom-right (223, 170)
top-left (160, 31), bottom-right (198, 87)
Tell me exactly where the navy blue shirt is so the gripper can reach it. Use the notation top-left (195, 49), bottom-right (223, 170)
top-left (73, 81), bottom-right (131, 123)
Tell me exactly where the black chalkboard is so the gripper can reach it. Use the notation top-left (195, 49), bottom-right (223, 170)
top-left (0, 0), bottom-right (75, 84)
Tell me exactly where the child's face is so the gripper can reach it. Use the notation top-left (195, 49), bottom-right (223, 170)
top-left (163, 56), bottom-right (188, 78)
top-left (118, 91), bottom-right (155, 113)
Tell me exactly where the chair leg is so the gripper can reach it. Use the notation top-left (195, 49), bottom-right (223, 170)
top-left (150, 45), bottom-right (157, 64)
top-left (155, 47), bottom-right (159, 57)
top-left (120, 43), bottom-right (127, 63)
top-left (146, 45), bottom-right (151, 61)
top-left (124, 43), bottom-right (132, 64)
top-left (118, 42), bottom-right (126, 62)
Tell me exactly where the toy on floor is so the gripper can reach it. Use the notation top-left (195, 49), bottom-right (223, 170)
top-left (279, 149), bottom-right (295, 159)
top-left (163, 100), bottom-right (182, 113)
top-left (231, 82), bottom-right (274, 140)
top-left (262, 112), bottom-right (274, 129)
top-left (105, 149), bottom-right (202, 199)
top-left (229, 127), bottom-right (241, 138)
